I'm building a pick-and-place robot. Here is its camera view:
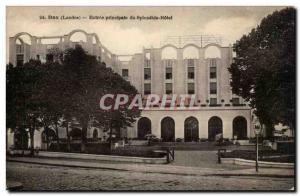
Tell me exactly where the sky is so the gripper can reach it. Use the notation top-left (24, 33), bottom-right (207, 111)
top-left (7, 6), bottom-right (286, 57)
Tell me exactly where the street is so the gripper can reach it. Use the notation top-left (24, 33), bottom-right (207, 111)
top-left (7, 161), bottom-right (294, 191)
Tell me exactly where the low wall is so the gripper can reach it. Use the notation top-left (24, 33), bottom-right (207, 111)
top-left (38, 151), bottom-right (167, 164)
top-left (221, 157), bottom-right (294, 168)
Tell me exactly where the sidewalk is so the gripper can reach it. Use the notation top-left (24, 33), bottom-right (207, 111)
top-left (7, 156), bottom-right (294, 178)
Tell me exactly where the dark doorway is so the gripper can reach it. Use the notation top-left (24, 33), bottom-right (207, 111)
top-left (41, 128), bottom-right (56, 143)
top-left (161, 117), bottom-right (175, 142)
top-left (184, 117), bottom-right (199, 142)
top-left (93, 129), bottom-right (98, 139)
top-left (208, 116), bottom-right (223, 141)
top-left (233, 116), bottom-right (247, 139)
top-left (14, 128), bottom-right (28, 149)
top-left (137, 117), bottom-right (151, 139)
top-left (70, 128), bottom-right (82, 140)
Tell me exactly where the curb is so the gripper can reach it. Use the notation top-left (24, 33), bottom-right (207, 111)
top-left (221, 158), bottom-right (294, 169)
top-left (205, 173), bottom-right (294, 178)
top-left (37, 151), bottom-right (167, 164)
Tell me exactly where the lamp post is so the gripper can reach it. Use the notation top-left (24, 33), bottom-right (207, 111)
top-left (254, 123), bottom-right (265, 172)
top-left (254, 121), bottom-right (262, 172)
top-left (255, 131), bottom-right (259, 172)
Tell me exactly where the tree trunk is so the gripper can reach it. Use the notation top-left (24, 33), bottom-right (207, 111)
top-left (45, 127), bottom-right (49, 150)
top-left (109, 123), bottom-right (113, 151)
top-left (66, 122), bottom-right (71, 152)
top-left (81, 122), bottom-right (88, 153)
top-left (29, 127), bottom-right (34, 156)
top-left (265, 123), bottom-right (274, 139)
top-left (55, 122), bottom-right (60, 151)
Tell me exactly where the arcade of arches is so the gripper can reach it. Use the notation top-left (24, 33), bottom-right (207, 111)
top-left (137, 116), bottom-right (248, 141)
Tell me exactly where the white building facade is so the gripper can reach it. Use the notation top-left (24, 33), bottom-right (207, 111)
top-left (8, 29), bottom-right (256, 149)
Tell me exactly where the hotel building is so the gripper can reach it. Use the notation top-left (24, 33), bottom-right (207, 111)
top-left (7, 29), bottom-right (256, 149)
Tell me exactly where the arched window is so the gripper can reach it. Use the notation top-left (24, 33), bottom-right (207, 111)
top-left (69, 31), bottom-right (87, 42)
top-left (161, 46), bottom-right (177, 59)
top-left (183, 46), bottom-right (199, 59)
top-left (137, 117), bottom-right (151, 139)
top-left (233, 116), bottom-right (247, 139)
top-left (15, 34), bottom-right (32, 45)
top-left (184, 117), bottom-right (199, 142)
top-left (161, 117), bottom-right (175, 142)
top-left (204, 45), bottom-right (221, 59)
top-left (208, 116), bottom-right (223, 141)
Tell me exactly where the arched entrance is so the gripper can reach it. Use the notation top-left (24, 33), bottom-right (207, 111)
top-left (137, 117), bottom-right (151, 139)
top-left (42, 128), bottom-right (56, 142)
top-left (93, 129), bottom-right (98, 139)
top-left (184, 117), bottom-right (199, 142)
top-left (14, 128), bottom-right (28, 149)
top-left (70, 128), bottom-right (82, 140)
top-left (208, 117), bottom-right (223, 141)
top-left (41, 128), bottom-right (56, 150)
top-left (233, 116), bottom-right (247, 139)
top-left (161, 117), bottom-right (175, 142)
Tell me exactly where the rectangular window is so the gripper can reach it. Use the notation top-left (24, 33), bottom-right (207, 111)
top-left (210, 67), bottom-right (217, 79)
top-left (145, 59), bottom-right (150, 67)
top-left (188, 83), bottom-right (195, 94)
top-left (166, 67), bottom-right (172, 79)
top-left (187, 59), bottom-right (194, 67)
top-left (210, 98), bottom-right (217, 105)
top-left (122, 69), bottom-right (129, 77)
top-left (232, 97), bottom-right (240, 105)
top-left (144, 68), bottom-right (151, 80)
top-left (210, 82), bottom-right (217, 94)
top-left (210, 58), bottom-right (217, 67)
top-left (16, 54), bottom-right (24, 66)
top-left (166, 60), bottom-right (173, 67)
top-left (16, 45), bottom-right (24, 53)
top-left (188, 67), bottom-right (195, 79)
top-left (165, 83), bottom-right (172, 94)
top-left (144, 83), bottom-right (151, 95)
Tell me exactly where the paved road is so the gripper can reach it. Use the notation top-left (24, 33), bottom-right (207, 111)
top-left (7, 162), bottom-right (294, 191)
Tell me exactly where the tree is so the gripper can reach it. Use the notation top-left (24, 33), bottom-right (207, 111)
top-left (228, 8), bottom-right (295, 137)
top-left (7, 45), bottom-right (141, 154)
top-left (98, 70), bottom-right (141, 149)
top-left (6, 60), bottom-right (45, 155)
top-left (38, 61), bottom-right (65, 151)
top-left (59, 45), bottom-right (141, 152)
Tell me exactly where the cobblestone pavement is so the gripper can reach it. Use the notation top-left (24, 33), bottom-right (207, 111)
top-left (7, 162), bottom-right (294, 191)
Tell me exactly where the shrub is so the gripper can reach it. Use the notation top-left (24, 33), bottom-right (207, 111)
top-left (111, 148), bottom-right (165, 158)
top-left (199, 138), bottom-right (208, 142)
